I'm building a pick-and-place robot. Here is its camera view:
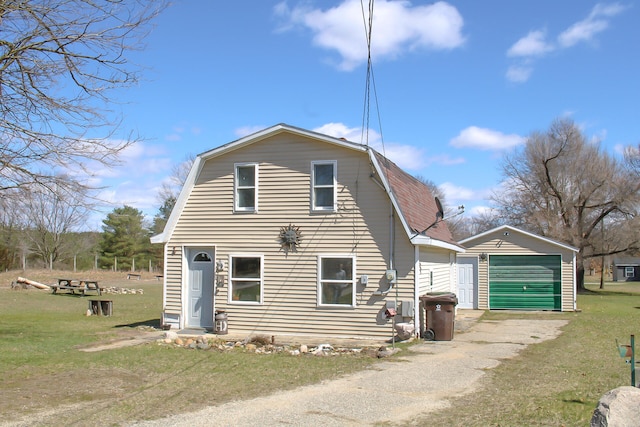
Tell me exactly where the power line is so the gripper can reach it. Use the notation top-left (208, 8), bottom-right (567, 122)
top-left (359, 0), bottom-right (386, 157)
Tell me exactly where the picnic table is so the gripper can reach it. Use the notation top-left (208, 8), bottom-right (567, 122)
top-left (51, 278), bottom-right (101, 296)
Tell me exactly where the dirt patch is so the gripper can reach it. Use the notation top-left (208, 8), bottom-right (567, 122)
top-left (0, 269), bottom-right (160, 289)
top-left (2, 367), bottom-right (146, 421)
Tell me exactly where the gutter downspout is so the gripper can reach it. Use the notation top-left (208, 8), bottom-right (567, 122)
top-left (414, 245), bottom-right (420, 337)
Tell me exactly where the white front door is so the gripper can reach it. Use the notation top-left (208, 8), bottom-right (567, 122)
top-left (186, 248), bottom-right (215, 329)
top-left (457, 259), bottom-right (476, 309)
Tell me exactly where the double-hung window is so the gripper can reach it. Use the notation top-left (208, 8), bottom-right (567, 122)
top-left (235, 163), bottom-right (258, 212)
top-left (625, 266), bottom-right (635, 278)
top-left (229, 255), bottom-right (263, 304)
top-left (318, 256), bottom-right (355, 307)
top-left (311, 161), bottom-right (336, 211)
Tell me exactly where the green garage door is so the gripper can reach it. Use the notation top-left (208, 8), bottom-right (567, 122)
top-left (489, 255), bottom-right (561, 310)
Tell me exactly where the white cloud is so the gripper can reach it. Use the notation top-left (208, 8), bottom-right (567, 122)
top-left (314, 122), bottom-right (369, 143)
top-left (438, 183), bottom-right (496, 218)
top-left (314, 122), bottom-right (431, 171)
top-left (505, 64), bottom-right (533, 83)
top-left (275, 0), bottom-right (465, 71)
top-left (466, 204), bottom-right (495, 217)
top-left (375, 143), bottom-right (427, 171)
top-left (439, 182), bottom-right (477, 201)
top-left (558, 2), bottom-right (627, 48)
top-left (507, 30), bottom-right (554, 57)
top-left (450, 126), bottom-right (524, 151)
top-left (505, 3), bottom-right (627, 83)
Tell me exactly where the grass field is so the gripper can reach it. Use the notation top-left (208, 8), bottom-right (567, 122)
top-left (0, 270), bottom-right (378, 426)
top-left (1, 271), bottom-right (639, 426)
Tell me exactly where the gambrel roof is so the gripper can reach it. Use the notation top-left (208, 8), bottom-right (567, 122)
top-left (152, 123), bottom-right (462, 252)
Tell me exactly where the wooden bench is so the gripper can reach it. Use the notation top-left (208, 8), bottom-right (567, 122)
top-left (127, 273), bottom-right (141, 280)
top-left (155, 275), bottom-right (164, 281)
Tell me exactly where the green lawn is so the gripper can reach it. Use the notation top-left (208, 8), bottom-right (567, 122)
top-left (0, 282), bottom-right (377, 425)
top-left (2, 277), bottom-right (639, 426)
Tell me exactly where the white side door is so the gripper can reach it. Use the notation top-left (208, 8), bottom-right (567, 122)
top-left (186, 248), bottom-right (215, 329)
top-left (457, 259), bottom-right (476, 309)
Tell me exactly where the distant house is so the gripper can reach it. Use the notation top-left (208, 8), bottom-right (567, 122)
top-left (458, 225), bottom-right (578, 311)
top-left (612, 257), bottom-right (640, 282)
top-left (151, 124), bottom-right (464, 340)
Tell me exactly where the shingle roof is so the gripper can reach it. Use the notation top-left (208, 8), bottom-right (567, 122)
top-left (372, 151), bottom-right (457, 246)
top-left (613, 257), bottom-right (640, 266)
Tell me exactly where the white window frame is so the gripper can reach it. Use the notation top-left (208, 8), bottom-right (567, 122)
top-left (625, 266), bottom-right (635, 278)
top-left (311, 160), bottom-right (337, 212)
top-left (234, 163), bottom-right (258, 212)
top-left (317, 255), bottom-right (356, 307)
top-left (228, 254), bottom-right (264, 305)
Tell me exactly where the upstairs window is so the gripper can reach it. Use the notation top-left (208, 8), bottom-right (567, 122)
top-left (311, 161), bottom-right (336, 211)
top-left (235, 163), bottom-right (258, 212)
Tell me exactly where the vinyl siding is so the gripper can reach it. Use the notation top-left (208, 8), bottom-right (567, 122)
top-left (417, 247), bottom-right (455, 296)
top-left (461, 230), bottom-right (575, 311)
top-left (164, 134), bottom-right (419, 339)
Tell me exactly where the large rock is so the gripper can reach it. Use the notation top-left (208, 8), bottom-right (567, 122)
top-left (591, 386), bottom-right (640, 427)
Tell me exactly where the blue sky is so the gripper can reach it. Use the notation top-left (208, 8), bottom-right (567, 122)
top-left (89, 0), bottom-right (639, 229)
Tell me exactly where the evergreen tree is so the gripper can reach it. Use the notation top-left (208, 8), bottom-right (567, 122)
top-left (99, 206), bottom-right (153, 271)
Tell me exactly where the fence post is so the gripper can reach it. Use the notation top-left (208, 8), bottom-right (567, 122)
top-left (632, 335), bottom-right (636, 387)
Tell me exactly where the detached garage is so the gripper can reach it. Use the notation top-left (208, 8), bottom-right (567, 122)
top-left (458, 225), bottom-right (578, 312)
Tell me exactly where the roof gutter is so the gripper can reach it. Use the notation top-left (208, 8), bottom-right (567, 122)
top-left (411, 235), bottom-right (466, 253)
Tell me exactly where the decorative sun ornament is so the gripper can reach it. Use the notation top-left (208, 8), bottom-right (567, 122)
top-left (279, 224), bottom-right (302, 254)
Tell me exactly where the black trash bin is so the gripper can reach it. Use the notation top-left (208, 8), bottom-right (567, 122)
top-left (419, 293), bottom-right (458, 341)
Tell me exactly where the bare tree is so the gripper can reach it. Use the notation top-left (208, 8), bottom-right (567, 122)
top-left (415, 175), bottom-right (465, 239)
top-left (454, 209), bottom-right (505, 241)
top-left (0, 0), bottom-right (165, 196)
top-left (18, 179), bottom-right (92, 267)
top-left (153, 154), bottom-right (194, 232)
top-left (494, 118), bottom-right (640, 291)
top-left (157, 154), bottom-right (195, 205)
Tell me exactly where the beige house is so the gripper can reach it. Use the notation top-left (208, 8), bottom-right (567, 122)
top-left (458, 225), bottom-right (578, 311)
top-left (151, 124), bottom-right (463, 340)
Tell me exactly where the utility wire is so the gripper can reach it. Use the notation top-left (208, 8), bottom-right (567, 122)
top-left (360, 0), bottom-right (386, 157)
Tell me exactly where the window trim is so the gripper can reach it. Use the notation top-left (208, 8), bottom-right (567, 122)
top-left (234, 162), bottom-right (259, 212)
top-left (311, 160), bottom-right (337, 212)
top-left (625, 266), bottom-right (635, 278)
top-left (228, 254), bottom-right (264, 305)
top-left (317, 255), bottom-right (356, 308)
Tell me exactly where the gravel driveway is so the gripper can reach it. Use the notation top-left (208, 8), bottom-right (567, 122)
top-left (130, 312), bottom-right (568, 426)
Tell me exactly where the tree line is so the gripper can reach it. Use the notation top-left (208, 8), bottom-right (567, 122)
top-left (0, 203), bottom-right (167, 272)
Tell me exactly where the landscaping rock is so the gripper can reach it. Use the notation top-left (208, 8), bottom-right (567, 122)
top-left (376, 346), bottom-right (399, 358)
top-left (591, 386), bottom-right (640, 427)
top-left (164, 331), bottom-right (178, 341)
